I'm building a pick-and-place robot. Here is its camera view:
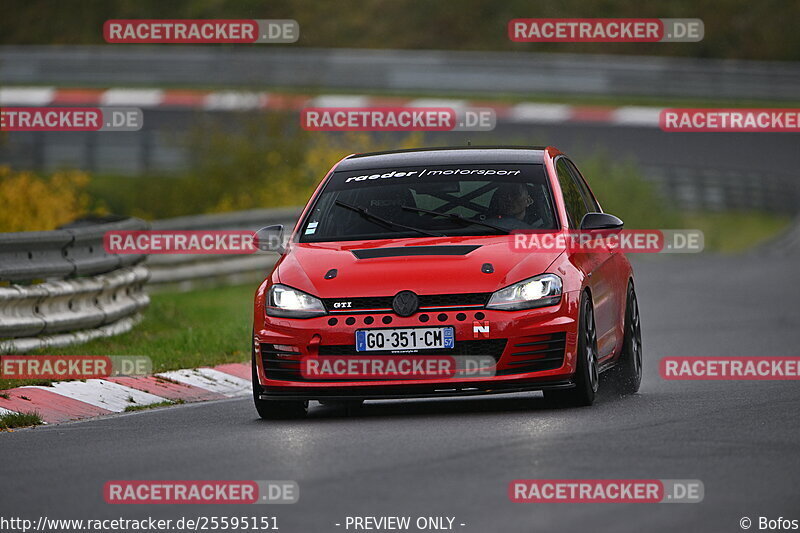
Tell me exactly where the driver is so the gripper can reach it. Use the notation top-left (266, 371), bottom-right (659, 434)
top-left (488, 183), bottom-right (533, 230)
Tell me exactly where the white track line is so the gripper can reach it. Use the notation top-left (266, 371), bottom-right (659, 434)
top-left (24, 380), bottom-right (166, 412)
top-left (156, 368), bottom-right (250, 397)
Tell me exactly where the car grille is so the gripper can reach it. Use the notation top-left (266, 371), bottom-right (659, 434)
top-left (261, 340), bottom-right (507, 382)
top-left (262, 334), bottom-right (566, 381)
top-left (497, 332), bottom-right (566, 375)
top-left (322, 292), bottom-right (491, 313)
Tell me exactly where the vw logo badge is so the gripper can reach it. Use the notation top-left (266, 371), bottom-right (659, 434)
top-left (392, 290), bottom-right (419, 317)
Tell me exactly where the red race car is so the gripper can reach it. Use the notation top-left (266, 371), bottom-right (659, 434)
top-left (252, 146), bottom-right (642, 418)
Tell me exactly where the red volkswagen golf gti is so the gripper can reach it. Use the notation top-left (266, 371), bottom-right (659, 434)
top-left (252, 146), bottom-right (642, 418)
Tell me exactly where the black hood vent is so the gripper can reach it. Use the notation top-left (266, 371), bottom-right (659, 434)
top-left (351, 245), bottom-right (480, 259)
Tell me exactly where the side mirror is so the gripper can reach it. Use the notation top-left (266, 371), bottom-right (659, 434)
top-left (580, 212), bottom-right (624, 231)
top-left (255, 224), bottom-right (286, 253)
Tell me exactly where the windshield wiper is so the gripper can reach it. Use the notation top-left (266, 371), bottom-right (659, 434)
top-left (401, 205), bottom-right (511, 234)
top-left (334, 201), bottom-right (445, 237)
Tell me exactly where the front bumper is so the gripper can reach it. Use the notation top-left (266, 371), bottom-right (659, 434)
top-left (254, 291), bottom-right (581, 401)
top-left (257, 379), bottom-right (576, 401)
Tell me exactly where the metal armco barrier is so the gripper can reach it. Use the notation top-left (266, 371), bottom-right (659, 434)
top-left (0, 216), bottom-right (148, 282)
top-left (2, 46), bottom-right (799, 100)
top-left (145, 207), bottom-right (301, 289)
top-left (641, 166), bottom-right (800, 213)
top-left (0, 266), bottom-right (150, 353)
top-left (0, 316), bottom-right (144, 355)
top-left (0, 217), bottom-right (150, 353)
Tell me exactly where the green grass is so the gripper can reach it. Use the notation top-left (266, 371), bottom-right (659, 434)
top-left (0, 378), bottom-right (56, 390)
top-left (0, 284), bottom-right (255, 390)
top-left (683, 211), bottom-right (791, 253)
top-left (124, 400), bottom-right (184, 412)
top-left (0, 411), bottom-right (43, 430)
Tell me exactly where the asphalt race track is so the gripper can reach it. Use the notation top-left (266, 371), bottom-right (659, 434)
top-left (1, 252), bottom-right (799, 532)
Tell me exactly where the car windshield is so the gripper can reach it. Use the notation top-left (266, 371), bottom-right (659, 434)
top-left (299, 163), bottom-right (558, 242)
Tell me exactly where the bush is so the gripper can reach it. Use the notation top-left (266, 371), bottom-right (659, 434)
top-left (188, 115), bottom-right (424, 215)
top-left (0, 167), bottom-right (104, 232)
top-left (88, 114), bottom-right (423, 220)
top-left (2, 0), bottom-right (799, 61)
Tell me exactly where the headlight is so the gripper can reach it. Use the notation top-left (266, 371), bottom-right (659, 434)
top-left (486, 274), bottom-right (562, 311)
top-left (266, 284), bottom-right (326, 318)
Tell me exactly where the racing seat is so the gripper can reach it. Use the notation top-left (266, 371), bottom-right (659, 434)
top-left (334, 185), bottom-right (418, 236)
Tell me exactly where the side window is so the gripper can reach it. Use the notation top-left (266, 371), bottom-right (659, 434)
top-left (556, 158), bottom-right (589, 229)
top-left (565, 159), bottom-right (601, 213)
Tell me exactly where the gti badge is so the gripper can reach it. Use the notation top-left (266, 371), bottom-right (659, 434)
top-left (473, 320), bottom-right (490, 339)
top-left (332, 301), bottom-right (353, 308)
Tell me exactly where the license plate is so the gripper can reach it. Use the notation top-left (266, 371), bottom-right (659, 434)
top-left (355, 327), bottom-right (454, 352)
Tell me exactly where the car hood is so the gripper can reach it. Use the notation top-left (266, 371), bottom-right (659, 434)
top-left (275, 236), bottom-right (562, 297)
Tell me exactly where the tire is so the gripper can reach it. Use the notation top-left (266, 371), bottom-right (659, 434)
top-left (543, 292), bottom-right (599, 407)
top-left (607, 283), bottom-right (643, 395)
top-left (252, 337), bottom-right (307, 420)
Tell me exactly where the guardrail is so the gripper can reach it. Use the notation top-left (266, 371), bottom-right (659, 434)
top-left (2, 45), bottom-right (799, 100)
top-left (0, 217), bottom-right (148, 283)
top-left (642, 166), bottom-right (799, 213)
top-left (146, 207), bottom-right (301, 290)
top-left (0, 217), bottom-right (150, 354)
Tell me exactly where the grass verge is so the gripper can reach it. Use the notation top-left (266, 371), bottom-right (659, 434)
top-left (124, 400), bottom-right (184, 412)
top-left (683, 211), bottom-right (791, 253)
top-left (0, 411), bottom-right (43, 430)
top-left (0, 284), bottom-right (254, 390)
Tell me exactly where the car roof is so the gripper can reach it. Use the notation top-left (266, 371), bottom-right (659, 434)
top-left (335, 146), bottom-right (547, 171)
